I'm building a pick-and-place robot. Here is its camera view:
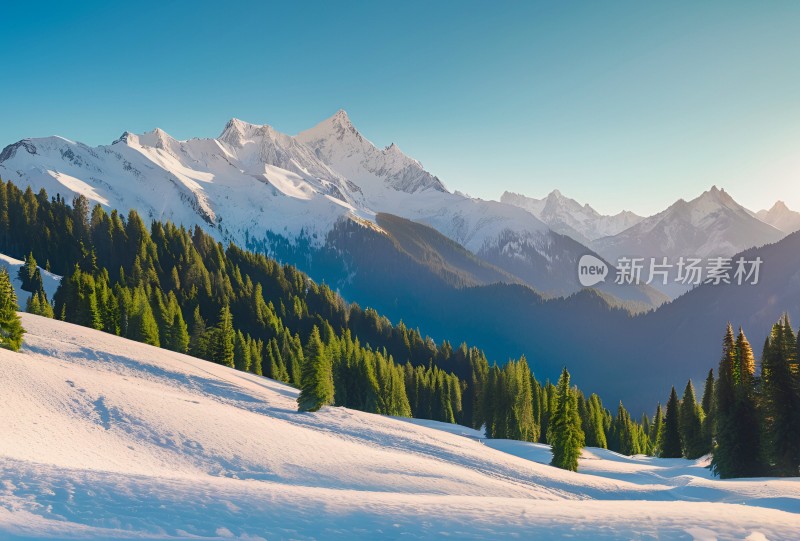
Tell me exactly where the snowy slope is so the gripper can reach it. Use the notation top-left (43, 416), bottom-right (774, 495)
top-left (757, 201), bottom-right (800, 234)
top-left (501, 190), bottom-right (643, 244)
top-left (0, 253), bottom-right (61, 308)
top-left (1, 314), bottom-right (798, 540)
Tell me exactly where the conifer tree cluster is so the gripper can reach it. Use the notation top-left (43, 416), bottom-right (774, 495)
top-left (16, 252), bottom-right (54, 318)
top-left (657, 319), bottom-right (800, 478)
top-left (0, 267), bottom-right (24, 351)
top-left (0, 178), bottom-right (476, 425)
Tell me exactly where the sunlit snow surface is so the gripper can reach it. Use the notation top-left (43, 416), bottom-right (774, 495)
top-left (1, 314), bottom-right (798, 540)
top-left (0, 254), bottom-right (61, 309)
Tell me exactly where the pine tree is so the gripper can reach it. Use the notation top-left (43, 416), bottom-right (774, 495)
top-left (249, 338), bottom-right (263, 376)
top-left (711, 324), bottom-right (763, 477)
top-left (25, 290), bottom-right (54, 318)
top-left (213, 304), bottom-right (235, 368)
top-left (700, 369), bottom-right (715, 454)
top-left (650, 403), bottom-right (664, 456)
top-left (584, 393), bottom-right (608, 449)
top-left (128, 286), bottom-right (159, 346)
top-left (548, 368), bottom-right (585, 471)
top-left (614, 402), bottom-right (639, 456)
top-left (733, 328), bottom-right (762, 476)
top-left (189, 306), bottom-right (208, 359)
top-left (0, 268), bottom-right (24, 351)
top-left (660, 386), bottom-right (682, 458)
top-left (514, 357), bottom-right (537, 442)
top-left (234, 330), bottom-right (251, 372)
top-left (167, 294), bottom-right (189, 353)
top-left (760, 316), bottom-right (800, 476)
top-left (17, 252), bottom-right (41, 293)
top-left (679, 380), bottom-right (706, 459)
top-left (297, 326), bottom-right (334, 412)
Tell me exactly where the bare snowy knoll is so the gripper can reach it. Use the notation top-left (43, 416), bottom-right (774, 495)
top-left (1, 314), bottom-right (799, 540)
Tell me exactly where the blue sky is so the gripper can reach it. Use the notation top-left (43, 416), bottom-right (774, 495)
top-left (3, 1), bottom-right (799, 215)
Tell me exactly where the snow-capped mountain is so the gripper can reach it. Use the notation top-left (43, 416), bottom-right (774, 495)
top-left (0, 123), bottom-right (363, 244)
top-left (501, 190), bottom-right (643, 244)
top-left (756, 201), bottom-right (800, 234)
top-left (0, 111), bottom-right (650, 303)
top-left (591, 186), bottom-right (785, 261)
top-left (296, 110), bottom-right (447, 196)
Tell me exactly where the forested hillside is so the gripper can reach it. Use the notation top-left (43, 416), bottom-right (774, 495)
top-left (3, 177), bottom-right (800, 478)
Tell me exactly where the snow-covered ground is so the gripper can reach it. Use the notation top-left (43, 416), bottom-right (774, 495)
top-left (1, 314), bottom-right (798, 540)
top-left (0, 254), bottom-right (61, 308)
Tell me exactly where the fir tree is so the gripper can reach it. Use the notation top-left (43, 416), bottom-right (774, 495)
top-left (249, 338), bottom-right (263, 376)
top-left (650, 403), bottom-right (664, 456)
top-left (167, 294), bottom-right (189, 353)
top-left (214, 304), bottom-right (235, 368)
top-left (0, 268), bottom-right (24, 351)
top-left (733, 328), bottom-right (762, 476)
top-left (189, 306), bottom-right (208, 359)
top-left (234, 330), bottom-right (251, 372)
top-left (128, 286), bottom-right (159, 347)
top-left (711, 324), bottom-right (763, 477)
top-left (614, 402), bottom-right (639, 456)
top-left (760, 317), bottom-right (800, 476)
top-left (660, 386), bottom-right (683, 458)
top-left (25, 290), bottom-right (54, 318)
top-left (297, 326), bottom-right (334, 412)
top-left (700, 369), bottom-right (715, 454)
top-left (679, 380), bottom-right (706, 459)
top-left (585, 393), bottom-right (608, 449)
top-left (548, 368), bottom-right (585, 472)
top-left (17, 252), bottom-right (44, 294)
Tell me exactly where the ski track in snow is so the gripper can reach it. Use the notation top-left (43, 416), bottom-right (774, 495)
top-left (1, 314), bottom-right (799, 540)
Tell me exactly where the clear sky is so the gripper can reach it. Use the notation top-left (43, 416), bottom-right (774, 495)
top-left (3, 1), bottom-right (799, 216)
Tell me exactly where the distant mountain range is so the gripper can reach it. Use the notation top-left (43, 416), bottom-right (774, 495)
top-left (0, 110), bottom-right (664, 308)
top-left (504, 186), bottom-right (792, 297)
top-left (501, 190), bottom-right (643, 245)
top-left (590, 186), bottom-right (784, 261)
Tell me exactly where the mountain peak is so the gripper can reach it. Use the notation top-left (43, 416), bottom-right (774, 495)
top-left (220, 117), bottom-right (251, 139)
top-left (385, 142), bottom-right (402, 154)
top-left (298, 109), bottom-right (364, 146)
top-left (770, 200), bottom-right (790, 212)
top-left (113, 131), bottom-right (134, 145)
top-left (332, 109), bottom-right (352, 124)
top-left (757, 200), bottom-right (800, 233)
top-left (218, 118), bottom-right (284, 147)
top-left (135, 127), bottom-right (177, 150)
top-left (696, 185), bottom-right (736, 207)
